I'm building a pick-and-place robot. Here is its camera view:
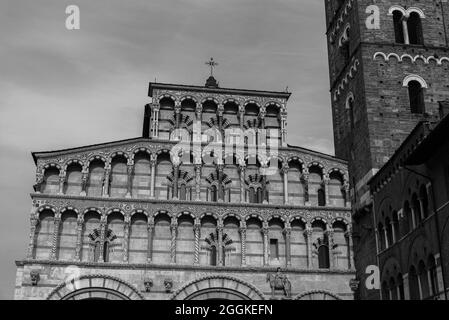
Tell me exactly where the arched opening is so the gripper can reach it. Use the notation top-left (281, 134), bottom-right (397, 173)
top-left (309, 165), bottom-right (324, 206)
top-left (246, 217), bottom-right (263, 266)
top-left (291, 219), bottom-right (307, 267)
top-left (408, 81), bottom-right (425, 114)
top-left (268, 218), bottom-right (285, 265)
top-left (223, 216), bottom-right (240, 266)
top-left (329, 171), bottom-right (345, 207)
top-left (34, 209), bottom-right (55, 259)
top-left (128, 212), bottom-right (147, 263)
top-left (65, 163), bottom-right (83, 196)
top-left (159, 97), bottom-right (176, 140)
top-left (156, 152), bottom-right (172, 200)
top-left (87, 159), bottom-right (105, 197)
top-left (110, 155), bottom-right (128, 198)
top-left (132, 151), bottom-right (151, 199)
top-left (407, 12), bottom-right (423, 45)
top-left (393, 11), bottom-right (405, 44)
top-left (153, 212), bottom-right (171, 264)
top-left (312, 220), bottom-right (329, 269)
top-left (106, 212), bottom-right (124, 263)
top-left (57, 210), bottom-right (78, 261)
top-left (42, 167), bottom-right (60, 194)
top-left (385, 217), bottom-right (393, 246)
top-left (177, 214), bottom-right (195, 265)
top-left (81, 211), bottom-right (100, 262)
top-left (265, 104), bottom-right (281, 142)
top-left (287, 159), bottom-right (304, 205)
top-left (332, 221), bottom-right (348, 269)
top-left (392, 211), bottom-right (400, 242)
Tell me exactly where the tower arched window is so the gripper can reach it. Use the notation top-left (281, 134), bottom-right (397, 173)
top-left (407, 12), bottom-right (424, 45)
top-left (346, 94), bottom-right (355, 130)
top-left (407, 80), bottom-right (426, 114)
top-left (393, 11), bottom-right (405, 44)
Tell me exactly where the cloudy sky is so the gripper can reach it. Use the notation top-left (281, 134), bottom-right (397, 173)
top-left (0, 0), bottom-right (333, 299)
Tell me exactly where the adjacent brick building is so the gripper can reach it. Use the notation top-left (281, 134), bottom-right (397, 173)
top-left (325, 0), bottom-right (449, 299)
top-left (369, 108), bottom-right (449, 300)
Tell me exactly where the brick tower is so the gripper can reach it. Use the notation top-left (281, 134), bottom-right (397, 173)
top-left (324, 0), bottom-right (449, 299)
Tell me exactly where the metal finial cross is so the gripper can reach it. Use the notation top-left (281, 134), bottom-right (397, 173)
top-left (205, 57), bottom-right (218, 77)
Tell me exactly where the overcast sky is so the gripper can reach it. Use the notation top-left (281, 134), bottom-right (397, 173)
top-left (0, 0), bottom-right (332, 299)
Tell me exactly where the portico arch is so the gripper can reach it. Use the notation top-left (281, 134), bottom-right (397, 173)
top-left (170, 275), bottom-right (265, 300)
top-left (47, 274), bottom-right (144, 300)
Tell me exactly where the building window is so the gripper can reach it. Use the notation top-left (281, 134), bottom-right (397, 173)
top-left (210, 246), bottom-right (217, 266)
top-left (210, 185), bottom-right (217, 202)
top-left (408, 80), bottom-right (425, 114)
top-left (397, 274), bottom-right (405, 300)
top-left (428, 255), bottom-right (439, 298)
top-left (393, 11), bottom-right (405, 43)
top-left (179, 184), bottom-right (186, 200)
top-left (318, 244), bottom-right (330, 269)
top-left (347, 96), bottom-right (355, 130)
top-left (318, 188), bottom-right (326, 207)
top-left (408, 12), bottom-right (423, 45)
top-left (270, 239), bottom-right (279, 260)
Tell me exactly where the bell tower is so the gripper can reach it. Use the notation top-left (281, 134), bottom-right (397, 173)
top-left (324, 0), bottom-right (449, 299)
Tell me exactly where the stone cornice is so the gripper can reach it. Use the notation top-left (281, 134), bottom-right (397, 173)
top-left (30, 193), bottom-right (352, 226)
top-left (15, 259), bottom-right (356, 275)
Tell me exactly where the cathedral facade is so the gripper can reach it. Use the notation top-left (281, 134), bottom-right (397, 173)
top-left (14, 78), bottom-right (355, 300)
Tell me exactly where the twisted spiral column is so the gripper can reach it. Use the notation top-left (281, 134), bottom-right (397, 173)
top-left (239, 221), bottom-right (247, 266)
top-left (147, 216), bottom-right (154, 263)
top-left (170, 218), bottom-right (178, 264)
top-left (50, 213), bottom-right (62, 260)
top-left (194, 220), bottom-right (201, 265)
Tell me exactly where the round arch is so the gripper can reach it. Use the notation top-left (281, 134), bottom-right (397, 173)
top-left (47, 274), bottom-right (144, 300)
top-left (295, 290), bottom-right (341, 300)
top-left (170, 275), bottom-right (265, 300)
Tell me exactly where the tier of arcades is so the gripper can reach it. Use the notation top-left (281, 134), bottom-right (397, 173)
top-left (147, 85), bottom-right (290, 146)
top-left (27, 193), bottom-right (353, 270)
top-left (33, 139), bottom-right (350, 208)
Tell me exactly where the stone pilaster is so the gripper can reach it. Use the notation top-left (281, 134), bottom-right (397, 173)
top-left (150, 154), bottom-right (157, 199)
top-left (172, 164), bottom-right (179, 200)
top-left (281, 164), bottom-right (289, 204)
top-left (217, 220), bottom-right (224, 266)
top-left (345, 226), bottom-right (354, 269)
top-left (27, 215), bottom-right (39, 259)
top-left (239, 165), bottom-right (246, 203)
top-left (217, 164), bottom-right (224, 202)
top-left (125, 163), bottom-right (133, 199)
top-left (122, 215), bottom-right (130, 262)
top-left (102, 166), bottom-right (111, 198)
top-left (262, 222), bottom-right (269, 266)
top-left (305, 226), bottom-right (313, 268)
top-left (301, 169), bottom-right (310, 206)
top-left (283, 224), bottom-right (292, 267)
top-left (147, 216), bottom-right (154, 263)
top-left (58, 171), bottom-right (66, 195)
